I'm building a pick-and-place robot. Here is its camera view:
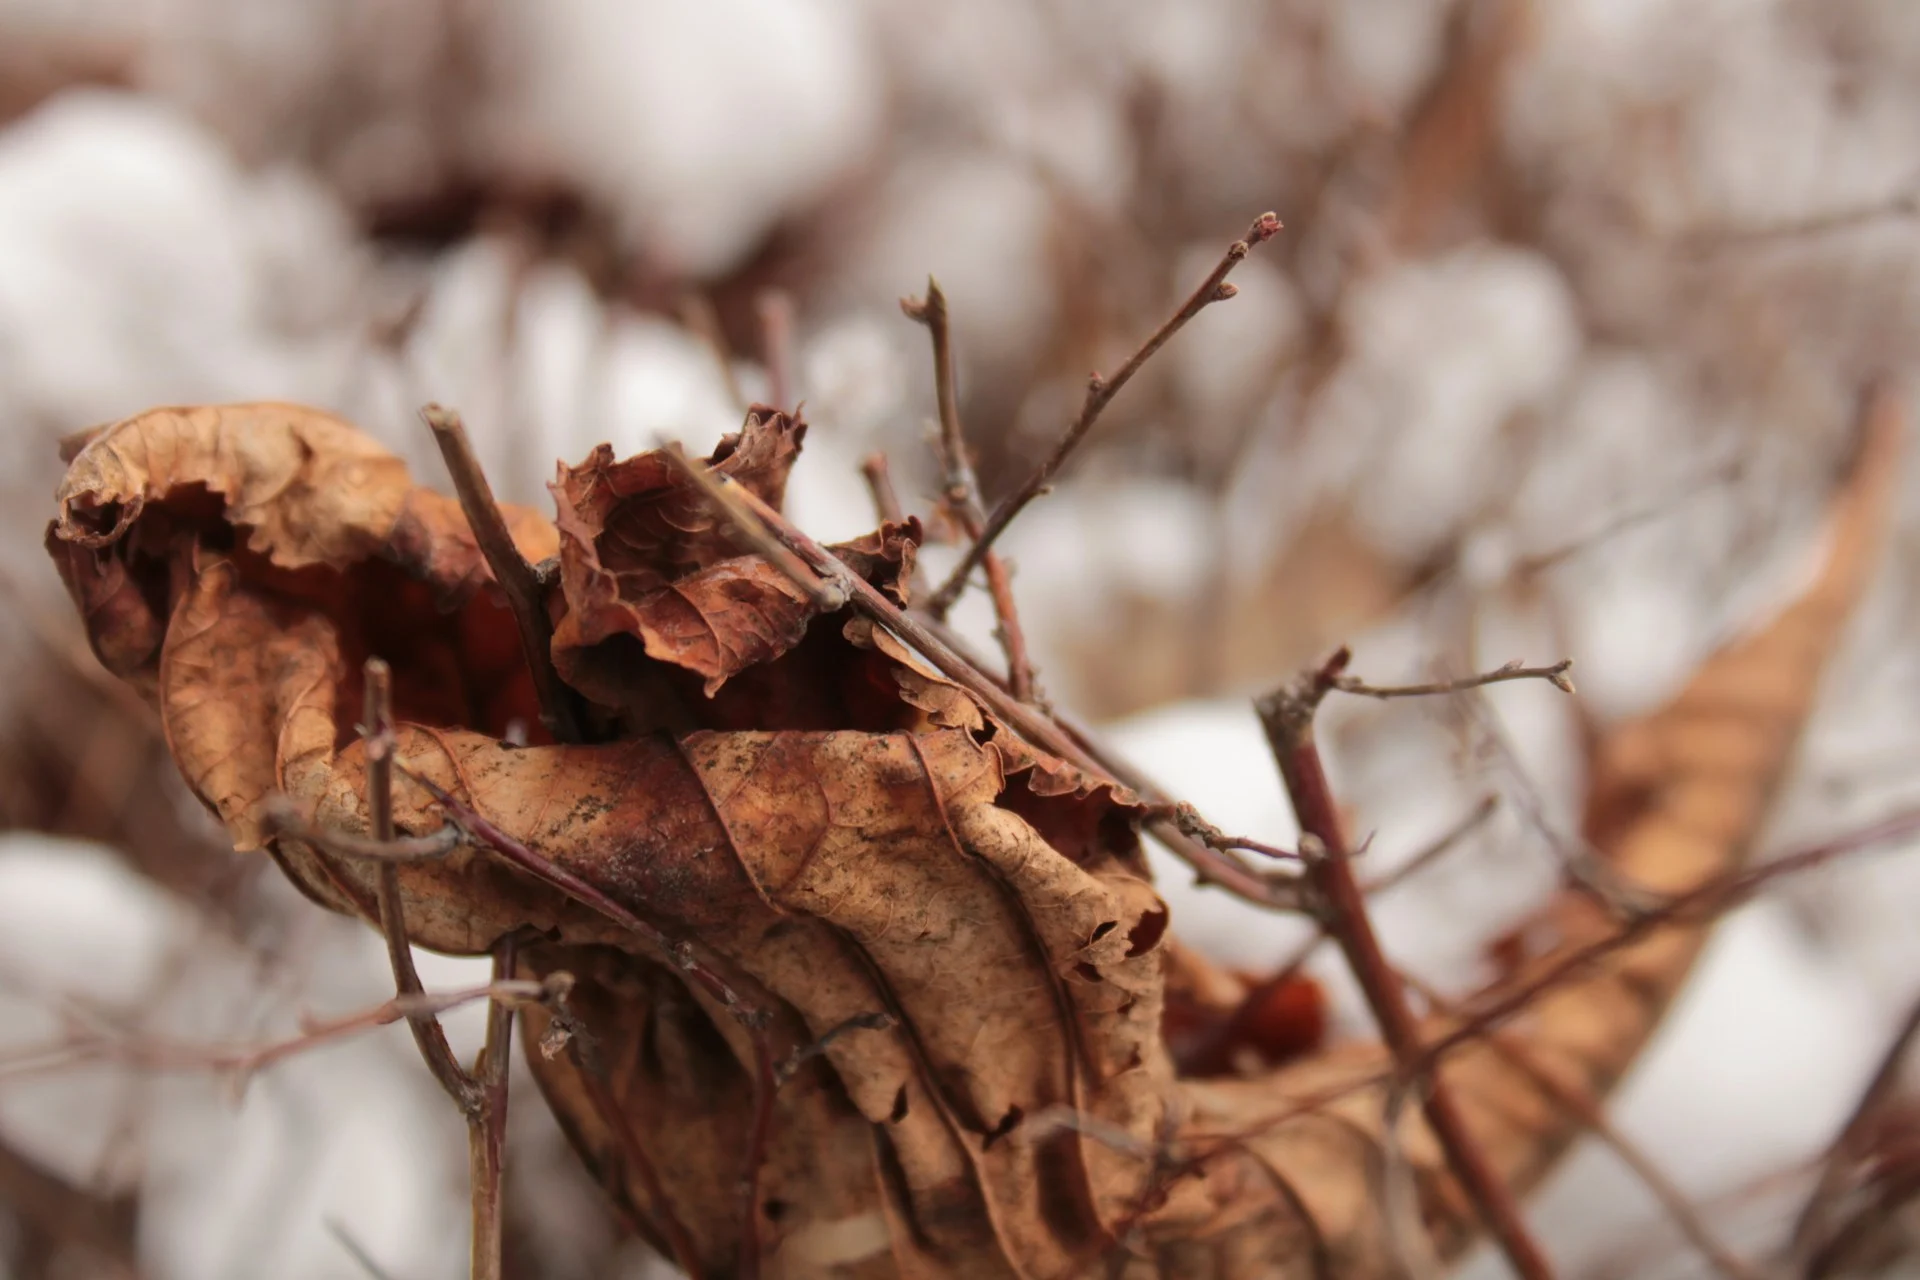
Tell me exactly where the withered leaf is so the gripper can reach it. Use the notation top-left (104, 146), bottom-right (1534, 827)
top-left (550, 409), bottom-right (919, 710)
top-left (1142, 389), bottom-right (1905, 1275)
top-left (46, 390), bottom-right (1897, 1279)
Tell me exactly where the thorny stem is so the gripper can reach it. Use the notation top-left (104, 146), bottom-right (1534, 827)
top-left (901, 279), bottom-right (1039, 696)
top-left (1256, 651), bottom-right (1555, 1280)
top-left (396, 768), bottom-right (778, 1279)
top-left (1332, 657), bottom-right (1575, 700)
top-left (703, 473), bottom-right (1305, 910)
top-left (1403, 973), bottom-right (1761, 1280)
top-left (1789, 990), bottom-right (1920, 1269)
top-left (468, 937), bottom-right (516, 1280)
top-left (927, 212), bottom-right (1283, 615)
top-left (422, 404), bottom-right (585, 744)
top-left (364, 659), bottom-right (480, 1113)
top-left (757, 290), bottom-right (796, 412)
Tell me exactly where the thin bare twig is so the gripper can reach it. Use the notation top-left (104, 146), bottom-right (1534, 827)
top-left (655, 440), bottom-right (848, 612)
top-left (565, 1024), bottom-right (704, 1275)
top-left (1360, 794), bottom-right (1502, 896)
top-left (1195, 797), bottom-right (1504, 1073)
top-left (468, 936), bottom-right (516, 1280)
top-left (914, 609), bottom-right (1321, 902)
top-left (1255, 651), bottom-right (1554, 1280)
top-left (927, 211), bottom-right (1283, 614)
top-left (860, 452), bottom-right (906, 525)
top-left (757, 290), bottom-right (796, 411)
top-left (1332, 655), bottom-right (1575, 701)
top-left (678, 293), bottom-right (748, 410)
top-left (898, 281), bottom-right (980, 521)
top-left (395, 767), bottom-right (778, 1280)
top-left (696, 472), bottom-right (1306, 911)
top-left (1790, 990), bottom-right (1920, 1269)
top-left (1403, 972), bottom-right (1761, 1280)
top-left (326, 1219), bottom-right (401, 1280)
top-left (775, 1010), bottom-right (894, 1087)
top-left (364, 658), bottom-right (479, 1113)
top-left (1442, 690), bottom-right (1661, 921)
top-left (1149, 802), bottom-right (1302, 862)
top-left (262, 798), bottom-right (461, 863)
top-left (1690, 182), bottom-right (1920, 251)
top-left (421, 404), bottom-right (584, 744)
top-left (1422, 806), bottom-right (1920, 1071)
top-left (0, 979), bottom-right (559, 1084)
top-left (901, 281), bottom-right (1043, 697)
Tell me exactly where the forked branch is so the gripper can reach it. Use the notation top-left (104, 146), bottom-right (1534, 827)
top-left (901, 278), bottom-right (1040, 695)
top-left (926, 212), bottom-right (1283, 614)
top-left (468, 937), bottom-right (517, 1280)
top-left (1256, 652), bottom-right (1554, 1280)
top-left (396, 768), bottom-right (779, 1280)
top-left (1332, 656), bottom-right (1575, 700)
top-left (684, 467), bottom-right (1307, 911)
top-left (363, 658), bottom-right (479, 1114)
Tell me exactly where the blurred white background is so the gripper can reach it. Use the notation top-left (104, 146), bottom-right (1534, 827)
top-left (2, 1), bottom-right (1920, 1276)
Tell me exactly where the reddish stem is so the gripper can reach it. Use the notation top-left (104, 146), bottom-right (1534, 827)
top-left (1256, 654), bottom-right (1554, 1280)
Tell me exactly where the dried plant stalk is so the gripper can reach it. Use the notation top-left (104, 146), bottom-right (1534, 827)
top-left (39, 374), bottom-right (1901, 1279)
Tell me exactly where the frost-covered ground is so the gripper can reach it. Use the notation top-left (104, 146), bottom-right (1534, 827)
top-left (2, 0), bottom-right (1919, 1276)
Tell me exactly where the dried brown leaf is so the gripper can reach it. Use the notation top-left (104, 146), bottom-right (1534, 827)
top-left (47, 392), bottom-right (1896, 1278)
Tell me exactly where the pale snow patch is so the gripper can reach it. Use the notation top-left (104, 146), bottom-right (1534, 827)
top-left (487, 0), bottom-right (882, 276)
top-left (1263, 244), bottom-right (1581, 565)
top-left (0, 91), bottom-right (363, 471)
top-left (854, 153), bottom-right (1060, 369)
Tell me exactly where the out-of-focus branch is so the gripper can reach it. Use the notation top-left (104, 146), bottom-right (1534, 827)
top-left (678, 293), bottom-right (748, 410)
top-left (757, 290), bottom-right (796, 412)
top-left (859, 452), bottom-right (906, 526)
top-left (926, 212), bottom-right (1283, 615)
top-left (1790, 991), bottom-right (1920, 1270)
top-left (1404, 972), bottom-right (1760, 1280)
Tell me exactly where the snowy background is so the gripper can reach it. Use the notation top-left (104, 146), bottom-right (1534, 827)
top-left (2, 0), bottom-right (1919, 1276)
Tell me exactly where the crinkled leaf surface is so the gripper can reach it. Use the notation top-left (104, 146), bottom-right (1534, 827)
top-left (45, 397), bottom-right (1899, 1278)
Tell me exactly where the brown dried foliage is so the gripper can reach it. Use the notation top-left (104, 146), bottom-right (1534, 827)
top-left (44, 390), bottom-right (1901, 1277)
